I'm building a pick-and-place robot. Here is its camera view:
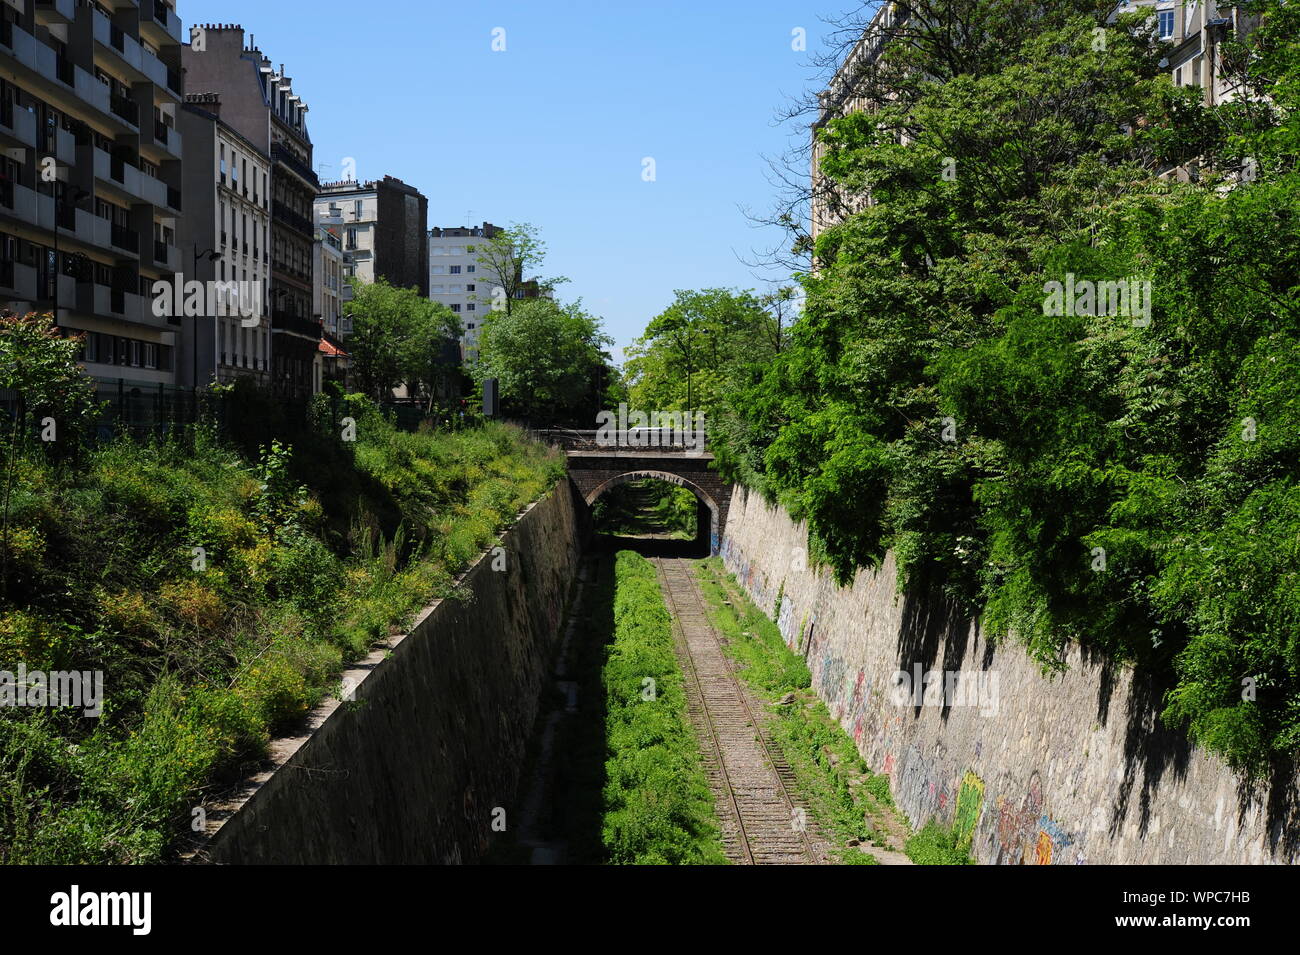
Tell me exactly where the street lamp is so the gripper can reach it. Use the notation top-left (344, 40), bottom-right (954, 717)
top-left (192, 247), bottom-right (220, 389)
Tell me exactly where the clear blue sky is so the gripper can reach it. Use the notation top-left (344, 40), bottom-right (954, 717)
top-left (184, 0), bottom-right (838, 362)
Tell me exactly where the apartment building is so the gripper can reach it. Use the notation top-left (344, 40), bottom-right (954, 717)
top-left (177, 93), bottom-right (270, 388)
top-left (810, 1), bottom-right (1259, 244)
top-left (314, 175), bottom-right (428, 296)
top-left (428, 222), bottom-right (502, 359)
top-left (183, 24), bottom-right (319, 398)
top-left (1117, 2), bottom-right (1257, 106)
top-left (312, 222), bottom-right (345, 340)
top-left (0, 0), bottom-right (185, 386)
top-left (311, 221), bottom-right (347, 391)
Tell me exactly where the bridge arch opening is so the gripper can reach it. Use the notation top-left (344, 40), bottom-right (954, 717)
top-left (585, 470), bottom-right (720, 557)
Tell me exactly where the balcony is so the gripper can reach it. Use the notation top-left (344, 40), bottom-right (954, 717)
top-left (152, 119), bottom-right (182, 160)
top-left (111, 223), bottom-right (139, 255)
top-left (94, 11), bottom-right (140, 71)
top-left (137, 168), bottom-right (168, 208)
top-left (0, 262), bottom-right (38, 304)
top-left (34, 0), bottom-right (76, 24)
top-left (90, 283), bottom-right (146, 323)
top-left (0, 100), bottom-right (37, 150)
top-left (55, 125), bottom-right (76, 165)
top-left (141, 1), bottom-right (184, 47)
top-left (271, 310), bottom-right (323, 340)
top-left (152, 240), bottom-right (179, 272)
top-left (93, 147), bottom-right (140, 197)
top-left (110, 93), bottom-right (138, 126)
top-left (272, 200), bottom-right (315, 237)
top-left (0, 182), bottom-right (55, 231)
top-left (270, 144), bottom-right (320, 190)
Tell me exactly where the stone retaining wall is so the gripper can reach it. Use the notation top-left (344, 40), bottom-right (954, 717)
top-left (195, 482), bottom-right (581, 864)
top-left (721, 485), bottom-right (1298, 865)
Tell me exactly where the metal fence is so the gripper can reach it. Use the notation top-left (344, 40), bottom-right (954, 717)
top-left (0, 378), bottom-right (465, 453)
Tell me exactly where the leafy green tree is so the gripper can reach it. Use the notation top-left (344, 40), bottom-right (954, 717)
top-left (474, 222), bottom-right (568, 316)
top-left (0, 312), bottom-right (101, 595)
top-left (716, 0), bottom-right (1300, 771)
top-left (345, 278), bottom-right (460, 401)
top-left (625, 288), bottom-right (779, 417)
top-left (474, 298), bottom-right (613, 424)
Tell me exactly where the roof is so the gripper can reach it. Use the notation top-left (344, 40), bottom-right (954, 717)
top-left (318, 338), bottom-right (349, 358)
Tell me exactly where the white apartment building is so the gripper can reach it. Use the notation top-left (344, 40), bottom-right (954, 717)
top-left (428, 222), bottom-right (503, 360)
top-left (178, 95), bottom-right (272, 387)
top-left (312, 223), bottom-right (346, 339)
top-left (315, 183), bottom-right (376, 287)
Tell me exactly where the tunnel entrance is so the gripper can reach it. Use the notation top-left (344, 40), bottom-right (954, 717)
top-left (587, 474), bottom-right (714, 557)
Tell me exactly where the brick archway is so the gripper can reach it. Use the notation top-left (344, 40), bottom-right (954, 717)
top-left (562, 448), bottom-right (732, 555)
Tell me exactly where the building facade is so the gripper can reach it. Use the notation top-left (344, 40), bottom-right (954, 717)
top-left (314, 175), bottom-right (428, 296)
top-left (177, 93), bottom-right (270, 388)
top-left (183, 24), bottom-right (319, 398)
top-left (1, 0), bottom-right (185, 387)
top-left (428, 222), bottom-right (502, 360)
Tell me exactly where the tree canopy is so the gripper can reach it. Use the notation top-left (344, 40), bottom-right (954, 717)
top-left (705, 0), bottom-right (1300, 773)
top-left (344, 277), bottom-right (461, 403)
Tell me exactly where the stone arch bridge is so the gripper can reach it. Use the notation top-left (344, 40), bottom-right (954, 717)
top-left (535, 430), bottom-right (732, 554)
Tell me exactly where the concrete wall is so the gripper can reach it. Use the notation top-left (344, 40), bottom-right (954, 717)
top-left (194, 481), bottom-right (581, 864)
top-left (721, 485), bottom-right (1300, 865)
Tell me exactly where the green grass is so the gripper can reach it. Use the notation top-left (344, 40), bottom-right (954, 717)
top-left (905, 822), bottom-right (976, 865)
top-left (601, 551), bottom-right (726, 864)
top-left (0, 409), bottom-right (564, 864)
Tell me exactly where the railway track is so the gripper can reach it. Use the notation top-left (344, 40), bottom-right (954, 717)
top-left (653, 557), bottom-right (826, 865)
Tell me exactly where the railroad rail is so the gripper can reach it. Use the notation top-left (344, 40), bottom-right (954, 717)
top-left (653, 557), bottom-right (826, 865)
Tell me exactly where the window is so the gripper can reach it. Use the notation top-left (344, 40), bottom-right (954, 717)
top-left (466, 265), bottom-right (475, 273)
top-left (346, 227), bottom-right (357, 250)
top-left (466, 304), bottom-right (475, 311)
top-left (466, 322), bottom-right (475, 330)
top-left (1157, 10), bottom-right (1174, 39)
top-left (431, 265), bottom-right (446, 275)
top-left (449, 265), bottom-right (461, 274)
top-left (220, 145), bottom-right (226, 184)
top-left (466, 284), bottom-right (475, 292)
top-left (144, 343), bottom-right (158, 369)
top-left (449, 246), bottom-right (464, 255)
top-left (450, 304), bottom-right (460, 313)
top-left (432, 246), bottom-right (446, 255)
top-left (354, 199), bottom-right (363, 220)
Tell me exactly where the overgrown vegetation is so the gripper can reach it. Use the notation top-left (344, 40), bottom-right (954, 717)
top-left (0, 356), bottom-right (563, 862)
top-left (601, 551), bottom-right (726, 864)
top-left (694, 557), bottom-right (950, 864)
top-left (712, 0), bottom-right (1300, 774)
top-left (592, 480), bottom-right (698, 540)
top-left (905, 821), bottom-right (976, 866)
